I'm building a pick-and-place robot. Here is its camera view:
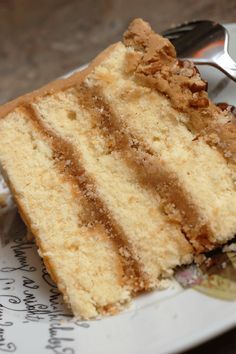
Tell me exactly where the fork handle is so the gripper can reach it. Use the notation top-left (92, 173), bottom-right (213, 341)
top-left (199, 52), bottom-right (236, 82)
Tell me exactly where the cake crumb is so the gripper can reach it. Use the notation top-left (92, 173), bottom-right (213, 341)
top-left (194, 254), bottom-right (206, 265)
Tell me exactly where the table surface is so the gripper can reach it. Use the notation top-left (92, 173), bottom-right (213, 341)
top-left (0, 0), bottom-right (236, 353)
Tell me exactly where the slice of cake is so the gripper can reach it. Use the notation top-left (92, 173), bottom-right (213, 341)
top-left (0, 18), bottom-right (235, 319)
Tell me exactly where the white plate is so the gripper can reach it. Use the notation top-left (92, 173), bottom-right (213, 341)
top-left (0, 24), bottom-right (236, 354)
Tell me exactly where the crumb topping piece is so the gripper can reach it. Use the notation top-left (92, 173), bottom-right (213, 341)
top-left (123, 18), bottom-right (236, 163)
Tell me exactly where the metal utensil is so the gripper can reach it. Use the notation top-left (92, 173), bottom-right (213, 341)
top-left (162, 20), bottom-right (236, 82)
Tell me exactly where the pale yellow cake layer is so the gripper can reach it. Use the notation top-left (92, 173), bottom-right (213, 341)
top-left (85, 43), bottom-right (236, 248)
top-left (0, 110), bottom-right (130, 319)
top-left (33, 89), bottom-right (193, 287)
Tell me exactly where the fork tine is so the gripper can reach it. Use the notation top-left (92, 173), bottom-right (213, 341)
top-left (162, 20), bottom-right (213, 51)
top-left (163, 34), bottom-right (181, 40)
top-left (162, 24), bottom-right (196, 36)
top-left (162, 25), bottom-right (195, 36)
top-left (161, 20), bottom-right (210, 37)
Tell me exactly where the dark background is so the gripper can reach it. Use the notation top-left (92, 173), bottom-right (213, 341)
top-left (0, 0), bottom-right (236, 353)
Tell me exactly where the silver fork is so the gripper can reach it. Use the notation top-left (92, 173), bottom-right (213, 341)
top-left (162, 20), bottom-right (236, 82)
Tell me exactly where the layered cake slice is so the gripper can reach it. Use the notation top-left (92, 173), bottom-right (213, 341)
top-left (0, 18), bottom-right (235, 319)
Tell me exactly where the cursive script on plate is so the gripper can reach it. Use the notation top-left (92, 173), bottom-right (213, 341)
top-left (0, 237), bottom-right (88, 353)
top-left (0, 306), bottom-right (16, 353)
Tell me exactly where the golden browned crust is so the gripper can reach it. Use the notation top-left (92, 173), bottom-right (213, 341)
top-left (123, 18), bottom-right (236, 163)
